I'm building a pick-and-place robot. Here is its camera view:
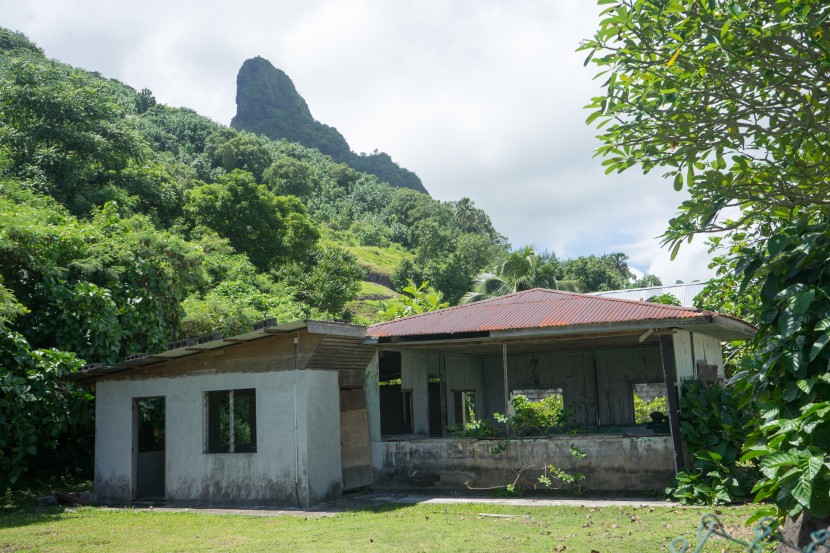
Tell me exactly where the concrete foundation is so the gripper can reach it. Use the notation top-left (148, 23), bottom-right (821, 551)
top-left (372, 434), bottom-right (674, 492)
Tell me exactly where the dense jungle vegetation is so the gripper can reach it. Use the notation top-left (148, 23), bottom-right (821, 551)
top-left (0, 27), bottom-right (663, 490)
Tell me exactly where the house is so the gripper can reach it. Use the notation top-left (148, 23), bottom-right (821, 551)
top-left (363, 289), bottom-right (755, 492)
top-left (76, 289), bottom-right (754, 506)
top-left (74, 320), bottom-right (375, 507)
top-left (590, 281), bottom-right (710, 307)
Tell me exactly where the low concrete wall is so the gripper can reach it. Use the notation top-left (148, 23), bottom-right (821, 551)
top-left (373, 435), bottom-right (674, 492)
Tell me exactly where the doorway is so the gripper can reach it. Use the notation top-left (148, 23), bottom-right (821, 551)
top-left (133, 396), bottom-right (165, 501)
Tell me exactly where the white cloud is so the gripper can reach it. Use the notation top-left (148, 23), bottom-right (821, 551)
top-left (1, 0), bottom-right (715, 282)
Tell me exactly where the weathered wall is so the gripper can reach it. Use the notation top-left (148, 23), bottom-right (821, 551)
top-left (400, 351), bottom-right (438, 435)
top-left (480, 346), bottom-right (662, 426)
top-left (94, 369), bottom-right (342, 507)
top-left (444, 355), bottom-right (484, 426)
top-left (373, 435), bottom-right (675, 491)
top-left (673, 331), bottom-right (725, 397)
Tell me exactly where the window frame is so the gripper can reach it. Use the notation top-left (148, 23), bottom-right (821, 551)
top-left (205, 388), bottom-right (257, 454)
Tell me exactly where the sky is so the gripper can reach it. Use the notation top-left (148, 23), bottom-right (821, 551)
top-left (2, 0), bottom-right (718, 284)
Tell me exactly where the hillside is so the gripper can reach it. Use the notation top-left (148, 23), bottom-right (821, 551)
top-left (231, 56), bottom-right (427, 194)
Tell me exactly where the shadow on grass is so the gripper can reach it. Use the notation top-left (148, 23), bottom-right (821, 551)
top-left (0, 506), bottom-right (77, 530)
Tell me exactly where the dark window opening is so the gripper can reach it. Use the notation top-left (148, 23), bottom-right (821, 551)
top-left (207, 389), bottom-right (256, 453)
top-left (137, 397), bottom-right (165, 453)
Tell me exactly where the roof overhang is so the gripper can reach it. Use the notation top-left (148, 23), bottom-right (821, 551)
top-left (70, 319), bottom-right (367, 382)
top-left (365, 314), bottom-right (755, 355)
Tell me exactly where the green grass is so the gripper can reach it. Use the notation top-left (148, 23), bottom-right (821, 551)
top-left (346, 245), bottom-right (410, 276)
top-left (319, 227), bottom-right (411, 277)
top-left (357, 281), bottom-right (397, 298)
top-left (0, 503), bottom-right (774, 552)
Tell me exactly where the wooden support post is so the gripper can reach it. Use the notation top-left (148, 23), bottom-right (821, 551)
top-left (660, 334), bottom-right (685, 473)
top-left (439, 354), bottom-right (448, 437)
top-left (502, 343), bottom-right (509, 413)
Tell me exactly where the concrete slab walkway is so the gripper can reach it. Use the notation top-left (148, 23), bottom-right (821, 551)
top-left (127, 493), bottom-right (676, 518)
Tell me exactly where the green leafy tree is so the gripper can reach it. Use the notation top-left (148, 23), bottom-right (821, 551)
top-left (647, 293), bottom-right (681, 306)
top-left (583, 0), bottom-right (830, 519)
top-left (183, 170), bottom-right (319, 271)
top-left (204, 129), bottom-right (273, 182)
top-left (0, 59), bottom-right (143, 212)
top-left (1, 187), bottom-right (204, 362)
top-left (631, 274), bottom-right (662, 288)
top-left (378, 281), bottom-right (449, 321)
top-left (278, 246), bottom-right (364, 316)
top-left (263, 157), bottom-right (321, 199)
top-left (0, 330), bottom-right (93, 488)
top-left (561, 254), bottom-right (624, 293)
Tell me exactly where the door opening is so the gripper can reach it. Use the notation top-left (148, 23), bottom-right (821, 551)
top-left (134, 396), bottom-right (165, 501)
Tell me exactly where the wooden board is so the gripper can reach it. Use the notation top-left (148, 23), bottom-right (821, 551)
top-left (340, 406), bottom-right (373, 490)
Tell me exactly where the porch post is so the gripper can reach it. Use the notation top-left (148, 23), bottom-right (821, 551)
top-left (439, 353), bottom-right (448, 437)
top-left (502, 343), bottom-right (509, 414)
top-left (660, 334), bottom-right (685, 473)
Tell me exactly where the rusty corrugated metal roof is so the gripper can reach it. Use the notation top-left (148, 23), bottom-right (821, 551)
top-left (367, 288), bottom-right (715, 338)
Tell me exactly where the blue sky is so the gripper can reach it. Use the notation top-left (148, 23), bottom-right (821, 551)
top-left (2, 0), bottom-right (717, 283)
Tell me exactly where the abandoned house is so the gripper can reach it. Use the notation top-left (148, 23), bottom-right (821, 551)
top-left (75, 320), bottom-right (375, 507)
top-left (364, 289), bottom-right (756, 492)
top-left (75, 288), bottom-right (755, 506)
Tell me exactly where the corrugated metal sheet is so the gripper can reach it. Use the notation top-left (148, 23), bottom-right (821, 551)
top-left (368, 288), bottom-right (711, 338)
top-left (590, 282), bottom-right (709, 308)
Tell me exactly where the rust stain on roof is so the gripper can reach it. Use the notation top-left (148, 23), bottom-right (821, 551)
top-left (368, 288), bottom-right (710, 338)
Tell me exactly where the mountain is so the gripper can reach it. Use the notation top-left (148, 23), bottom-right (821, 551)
top-left (231, 56), bottom-right (427, 194)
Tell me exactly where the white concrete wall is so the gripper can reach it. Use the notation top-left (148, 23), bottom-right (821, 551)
top-left (94, 370), bottom-right (341, 507)
top-left (445, 355), bottom-right (484, 426)
top-left (401, 352), bottom-right (438, 435)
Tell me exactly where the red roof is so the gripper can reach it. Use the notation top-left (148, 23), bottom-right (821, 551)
top-left (368, 288), bottom-right (715, 338)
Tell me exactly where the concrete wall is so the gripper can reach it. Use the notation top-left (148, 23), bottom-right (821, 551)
top-left (400, 351), bottom-right (438, 435)
top-left (94, 369), bottom-right (342, 507)
top-left (444, 355), bottom-right (484, 426)
top-left (373, 435), bottom-right (675, 492)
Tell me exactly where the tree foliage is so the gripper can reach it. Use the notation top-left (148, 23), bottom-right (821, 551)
top-left (183, 170), bottom-right (318, 271)
top-left (0, 330), bottom-right (93, 488)
top-left (378, 281), bottom-right (449, 321)
top-left (583, 0), bottom-right (830, 518)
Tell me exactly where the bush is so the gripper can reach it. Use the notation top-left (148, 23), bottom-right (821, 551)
top-left (666, 381), bottom-right (757, 505)
top-left (0, 331), bottom-right (93, 488)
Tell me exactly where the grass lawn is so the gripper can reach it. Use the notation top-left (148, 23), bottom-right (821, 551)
top-left (357, 281), bottom-right (397, 298)
top-left (0, 502), bottom-right (774, 552)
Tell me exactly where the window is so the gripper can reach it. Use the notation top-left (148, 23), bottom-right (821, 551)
top-left (632, 382), bottom-right (668, 424)
top-left (452, 390), bottom-right (476, 426)
top-left (206, 389), bottom-right (256, 453)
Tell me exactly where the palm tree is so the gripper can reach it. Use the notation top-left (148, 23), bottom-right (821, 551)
top-left (461, 247), bottom-right (581, 303)
top-left (606, 252), bottom-right (634, 284)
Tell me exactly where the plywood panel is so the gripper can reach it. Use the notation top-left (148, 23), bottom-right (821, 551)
top-left (340, 409), bottom-right (372, 490)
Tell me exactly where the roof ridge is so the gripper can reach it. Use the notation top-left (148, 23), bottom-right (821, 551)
top-left (368, 287), bottom-right (706, 330)
top-left (368, 288), bottom-right (571, 329)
